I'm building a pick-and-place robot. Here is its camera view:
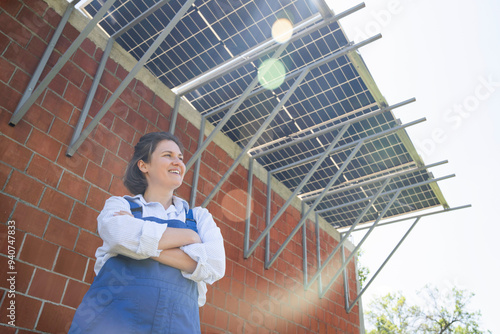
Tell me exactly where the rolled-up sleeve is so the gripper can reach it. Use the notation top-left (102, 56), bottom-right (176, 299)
top-left (180, 207), bottom-right (225, 284)
top-left (97, 196), bottom-right (167, 259)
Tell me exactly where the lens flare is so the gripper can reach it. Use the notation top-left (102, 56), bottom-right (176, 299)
top-left (272, 18), bottom-right (293, 44)
top-left (258, 58), bottom-right (286, 90)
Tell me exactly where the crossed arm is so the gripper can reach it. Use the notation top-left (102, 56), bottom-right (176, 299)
top-left (114, 210), bottom-right (200, 273)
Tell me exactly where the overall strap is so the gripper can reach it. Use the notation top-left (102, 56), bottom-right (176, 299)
top-left (125, 198), bottom-right (143, 218)
top-left (125, 198), bottom-right (197, 231)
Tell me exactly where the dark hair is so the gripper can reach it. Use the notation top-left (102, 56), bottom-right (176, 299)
top-left (123, 131), bottom-right (184, 195)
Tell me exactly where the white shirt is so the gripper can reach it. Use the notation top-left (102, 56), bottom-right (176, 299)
top-left (94, 194), bottom-right (226, 306)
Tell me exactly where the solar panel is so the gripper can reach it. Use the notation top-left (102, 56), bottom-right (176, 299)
top-left (82, 0), bottom-right (448, 228)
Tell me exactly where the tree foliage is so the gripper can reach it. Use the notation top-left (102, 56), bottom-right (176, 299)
top-left (365, 285), bottom-right (490, 334)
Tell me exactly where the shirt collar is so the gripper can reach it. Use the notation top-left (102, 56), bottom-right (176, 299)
top-left (124, 194), bottom-right (188, 213)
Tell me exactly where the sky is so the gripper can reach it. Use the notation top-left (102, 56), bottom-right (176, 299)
top-left (325, 0), bottom-right (500, 332)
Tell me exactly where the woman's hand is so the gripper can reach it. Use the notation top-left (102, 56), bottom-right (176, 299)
top-left (158, 228), bottom-right (201, 250)
top-left (114, 211), bottom-right (134, 217)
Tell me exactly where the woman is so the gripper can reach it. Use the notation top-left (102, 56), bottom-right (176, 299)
top-left (69, 132), bottom-right (226, 333)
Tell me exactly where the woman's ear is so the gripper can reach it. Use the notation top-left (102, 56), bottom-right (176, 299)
top-left (137, 160), bottom-right (148, 174)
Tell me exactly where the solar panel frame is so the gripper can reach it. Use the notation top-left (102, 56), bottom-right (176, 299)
top-left (82, 0), bottom-right (447, 229)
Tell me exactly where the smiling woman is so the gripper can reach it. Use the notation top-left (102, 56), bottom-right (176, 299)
top-left (68, 132), bottom-right (226, 334)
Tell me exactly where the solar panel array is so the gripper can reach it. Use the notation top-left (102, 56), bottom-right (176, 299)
top-left (83, 0), bottom-right (445, 229)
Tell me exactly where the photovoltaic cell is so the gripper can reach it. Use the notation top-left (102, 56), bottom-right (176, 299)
top-left (82, 0), bottom-right (447, 228)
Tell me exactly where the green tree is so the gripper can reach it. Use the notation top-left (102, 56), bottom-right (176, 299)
top-left (365, 285), bottom-right (490, 334)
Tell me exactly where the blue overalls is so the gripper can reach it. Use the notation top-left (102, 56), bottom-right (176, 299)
top-left (69, 199), bottom-right (201, 334)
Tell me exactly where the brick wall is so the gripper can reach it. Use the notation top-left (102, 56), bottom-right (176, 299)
top-left (0, 1), bottom-right (361, 333)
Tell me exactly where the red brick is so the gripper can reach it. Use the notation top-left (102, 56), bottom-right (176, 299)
top-left (101, 69), bottom-right (120, 92)
top-left (11, 201), bottom-right (49, 237)
top-left (19, 234), bottom-right (58, 269)
top-left (138, 100), bottom-right (158, 123)
top-left (58, 171), bottom-right (90, 202)
top-left (126, 109), bottom-right (148, 134)
top-left (135, 80), bottom-right (155, 105)
top-left (49, 116), bottom-right (74, 144)
top-left (39, 187), bottom-right (74, 220)
top-left (64, 82), bottom-right (87, 110)
top-left (4, 170), bottom-right (45, 205)
top-left (0, 195), bottom-right (16, 231)
top-left (26, 128), bottom-right (61, 161)
top-left (73, 47), bottom-right (98, 76)
top-left (57, 147), bottom-right (89, 177)
top-left (36, 301), bottom-right (75, 334)
top-left (47, 73), bottom-right (68, 97)
top-left (80, 38), bottom-right (96, 58)
top-left (18, 6), bottom-right (52, 40)
top-left (84, 259), bottom-right (97, 284)
top-left (0, 136), bottom-right (32, 170)
top-left (120, 87), bottom-right (141, 111)
top-left (117, 140), bottom-right (134, 161)
top-left (0, 11), bottom-right (32, 47)
top-left (62, 279), bottom-right (90, 308)
top-left (24, 102), bottom-right (55, 133)
top-left (109, 176), bottom-right (130, 196)
top-left (27, 153), bottom-right (63, 187)
top-left (91, 123), bottom-right (121, 154)
top-left (0, 293), bottom-right (41, 329)
top-left (29, 268), bottom-right (67, 303)
top-left (102, 151), bottom-right (127, 177)
top-left (75, 230), bottom-right (101, 258)
top-left (112, 116), bottom-right (136, 142)
top-left (3, 41), bottom-right (40, 75)
top-left (0, 57), bottom-right (16, 84)
top-left (154, 96), bottom-right (172, 118)
top-left (157, 114), bottom-right (170, 130)
top-left (45, 217), bottom-right (79, 250)
top-left (86, 186), bottom-right (109, 211)
top-left (70, 201), bottom-right (99, 232)
top-left (54, 247), bottom-right (87, 280)
top-left (42, 89), bottom-right (74, 123)
top-left (215, 309), bottom-right (229, 329)
top-left (1, 259), bottom-right (34, 294)
top-left (1, 0), bottom-right (22, 16)
top-left (0, 163), bottom-right (11, 190)
top-left (84, 161), bottom-right (112, 190)
top-left (78, 137), bottom-right (105, 165)
top-left (23, 0), bottom-right (48, 16)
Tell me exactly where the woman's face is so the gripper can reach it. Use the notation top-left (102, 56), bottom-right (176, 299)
top-left (139, 139), bottom-right (185, 191)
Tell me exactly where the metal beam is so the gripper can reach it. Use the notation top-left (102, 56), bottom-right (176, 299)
top-left (340, 204), bottom-right (472, 234)
top-left (66, 0), bottom-right (195, 156)
top-left (265, 139), bottom-right (365, 269)
top-left (252, 97), bottom-right (415, 159)
top-left (316, 172), bottom-right (451, 216)
top-left (244, 123), bottom-right (351, 258)
top-left (302, 160), bottom-right (447, 203)
top-left (201, 69), bottom-right (310, 208)
top-left (305, 177), bottom-right (392, 290)
top-left (10, 1), bottom-right (75, 126)
top-left (306, 174), bottom-right (455, 291)
top-left (244, 117), bottom-right (425, 260)
top-left (173, 3), bottom-right (366, 96)
top-left (111, 0), bottom-right (172, 39)
top-left (189, 115), bottom-right (206, 208)
top-left (169, 94), bottom-right (181, 134)
top-left (68, 36), bottom-right (114, 154)
top-left (346, 217), bottom-right (421, 312)
top-left (319, 188), bottom-right (403, 298)
top-left (271, 117), bottom-right (425, 175)
top-left (185, 41), bottom-right (291, 171)
top-left (9, 0), bottom-right (117, 126)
